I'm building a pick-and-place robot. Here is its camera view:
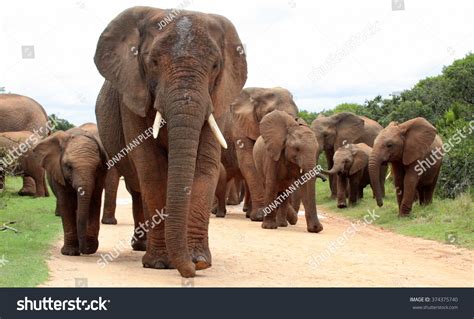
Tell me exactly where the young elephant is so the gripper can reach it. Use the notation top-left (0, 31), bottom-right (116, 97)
top-left (369, 118), bottom-right (443, 216)
top-left (33, 127), bottom-right (108, 255)
top-left (253, 110), bottom-right (323, 232)
top-left (322, 143), bottom-right (374, 208)
top-left (0, 131), bottom-right (49, 197)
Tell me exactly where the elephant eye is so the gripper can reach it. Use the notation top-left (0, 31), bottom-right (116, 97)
top-left (386, 142), bottom-right (393, 148)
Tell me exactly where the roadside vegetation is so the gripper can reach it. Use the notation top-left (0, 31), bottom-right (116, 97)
top-left (0, 177), bottom-right (60, 287)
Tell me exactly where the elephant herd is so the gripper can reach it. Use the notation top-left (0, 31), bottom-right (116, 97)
top-left (0, 7), bottom-right (444, 278)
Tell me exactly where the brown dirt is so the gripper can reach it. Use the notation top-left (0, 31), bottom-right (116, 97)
top-left (41, 181), bottom-right (473, 287)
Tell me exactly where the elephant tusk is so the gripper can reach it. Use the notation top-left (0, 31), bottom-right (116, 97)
top-left (208, 114), bottom-right (227, 149)
top-left (153, 111), bottom-right (163, 139)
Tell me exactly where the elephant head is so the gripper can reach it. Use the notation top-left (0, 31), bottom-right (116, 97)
top-left (369, 117), bottom-right (437, 207)
top-left (260, 110), bottom-right (318, 172)
top-left (231, 87), bottom-right (299, 141)
top-left (33, 129), bottom-right (108, 254)
top-left (323, 143), bottom-right (369, 176)
top-left (94, 7), bottom-right (247, 276)
top-left (311, 112), bottom-right (364, 159)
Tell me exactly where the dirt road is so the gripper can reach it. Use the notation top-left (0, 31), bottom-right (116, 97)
top-left (42, 181), bottom-right (473, 287)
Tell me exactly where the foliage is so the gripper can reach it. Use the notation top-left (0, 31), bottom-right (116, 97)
top-left (48, 114), bottom-right (75, 132)
top-left (303, 53), bottom-right (474, 198)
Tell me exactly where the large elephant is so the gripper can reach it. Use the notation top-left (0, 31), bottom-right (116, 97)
top-left (369, 118), bottom-right (443, 216)
top-left (0, 131), bottom-right (49, 197)
top-left (33, 127), bottom-right (108, 255)
top-left (322, 143), bottom-right (373, 208)
top-left (229, 87), bottom-right (299, 221)
top-left (253, 110), bottom-right (324, 232)
top-left (94, 7), bottom-right (247, 277)
top-left (0, 94), bottom-right (51, 195)
top-left (311, 112), bottom-right (384, 198)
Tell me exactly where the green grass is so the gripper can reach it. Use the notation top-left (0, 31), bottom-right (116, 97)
top-left (316, 179), bottom-right (474, 249)
top-left (0, 176), bottom-right (60, 287)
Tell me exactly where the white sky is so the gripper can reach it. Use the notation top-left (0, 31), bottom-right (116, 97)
top-left (0, 0), bottom-right (472, 125)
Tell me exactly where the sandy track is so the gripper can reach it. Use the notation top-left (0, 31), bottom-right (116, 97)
top-left (42, 181), bottom-right (473, 287)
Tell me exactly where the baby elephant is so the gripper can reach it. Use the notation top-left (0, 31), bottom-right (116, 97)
top-left (322, 143), bottom-right (374, 208)
top-left (33, 126), bottom-right (108, 256)
top-left (254, 110), bottom-right (323, 233)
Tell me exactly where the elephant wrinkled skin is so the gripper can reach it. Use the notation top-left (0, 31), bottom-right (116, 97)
top-left (94, 7), bottom-right (247, 277)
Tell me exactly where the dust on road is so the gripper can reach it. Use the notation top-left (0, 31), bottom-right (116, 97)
top-left (42, 181), bottom-right (473, 287)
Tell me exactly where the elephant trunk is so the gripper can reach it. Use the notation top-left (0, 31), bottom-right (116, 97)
top-left (163, 92), bottom-right (209, 278)
top-left (76, 190), bottom-right (92, 254)
top-left (369, 154), bottom-right (384, 207)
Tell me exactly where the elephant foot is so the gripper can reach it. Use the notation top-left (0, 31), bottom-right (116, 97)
top-left (81, 237), bottom-right (99, 255)
top-left (276, 209), bottom-right (288, 227)
top-left (307, 222), bottom-right (323, 233)
top-left (131, 237), bottom-right (147, 251)
top-left (215, 208), bottom-right (227, 218)
top-left (189, 242), bottom-right (212, 271)
top-left (61, 245), bottom-right (80, 256)
top-left (337, 202), bottom-right (347, 209)
top-left (101, 216), bottom-right (118, 225)
top-left (250, 208), bottom-right (264, 221)
top-left (286, 206), bottom-right (298, 225)
top-left (398, 212), bottom-right (411, 217)
top-left (262, 218), bottom-right (278, 229)
top-left (142, 250), bottom-right (174, 269)
top-left (243, 204), bottom-right (249, 213)
top-left (54, 209), bottom-right (61, 217)
top-left (211, 206), bottom-right (217, 215)
top-left (18, 190), bottom-right (35, 196)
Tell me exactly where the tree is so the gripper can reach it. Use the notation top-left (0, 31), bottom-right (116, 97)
top-left (48, 114), bottom-right (75, 132)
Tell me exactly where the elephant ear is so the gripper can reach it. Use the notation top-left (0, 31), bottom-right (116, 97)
top-left (260, 110), bottom-right (297, 161)
top-left (399, 118), bottom-right (437, 165)
top-left (33, 131), bottom-right (70, 186)
top-left (349, 145), bottom-right (369, 175)
top-left (94, 6), bottom-right (157, 117)
top-left (231, 89), bottom-right (260, 140)
top-left (209, 14), bottom-right (248, 119)
top-left (333, 112), bottom-right (364, 148)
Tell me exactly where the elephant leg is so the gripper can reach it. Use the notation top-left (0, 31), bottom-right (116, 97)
top-left (262, 176), bottom-right (278, 229)
top-left (42, 173), bottom-right (49, 197)
top-left (226, 178), bottom-right (240, 205)
top-left (187, 127), bottom-right (221, 270)
top-left (237, 144), bottom-right (265, 221)
top-left (276, 199), bottom-right (288, 227)
top-left (399, 173), bottom-right (419, 216)
top-left (349, 176), bottom-right (360, 206)
top-left (140, 164), bottom-right (169, 269)
top-left (214, 164), bottom-right (227, 218)
top-left (243, 181), bottom-right (251, 215)
top-left (392, 164), bottom-right (405, 208)
top-left (336, 175), bottom-right (348, 208)
top-left (31, 170), bottom-right (47, 197)
top-left (130, 190), bottom-right (147, 251)
top-left (291, 188), bottom-right (302, 212)
top-left (19, 176), bottom-right (36, 196)
top-left (102, 166), bottom-right (120, 225)
top-left (286, 201), bottom-right (298, 225)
